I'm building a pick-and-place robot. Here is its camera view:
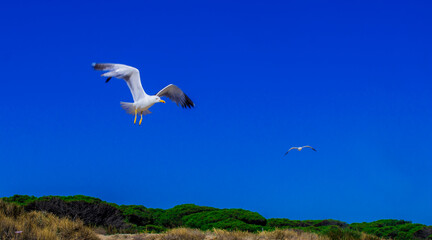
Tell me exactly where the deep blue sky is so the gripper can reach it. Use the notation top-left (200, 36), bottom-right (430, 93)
top-left (1, 0), bottom-right (431, 225)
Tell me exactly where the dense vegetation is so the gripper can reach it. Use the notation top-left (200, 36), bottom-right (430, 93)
top-left (2, 195), bottom-right (432, 240)
top-left (183, 208), bottom-right (267, 231)
top-left (25, 197), bottom-right (127, 229)
top-left (351, 220), bottom-right (432, 240)
top-left (0, 200), bottom-right (98, 240)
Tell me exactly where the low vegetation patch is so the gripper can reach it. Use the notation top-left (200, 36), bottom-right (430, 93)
top-left (183, 208), bottom-right (267, 231)
top-left (351, 219), bottom-right (432, 240)
top-left (99, 228), bottom-right (384, 240)
top-left (0, 200), bottom-right (98, 240)
top-left (2, 195), bottom-right (432, 240)
top-left (25, 197), bottom-right (127, 229)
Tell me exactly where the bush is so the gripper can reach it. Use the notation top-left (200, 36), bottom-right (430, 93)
top-left (268, 218), bottom-right (304, 228)
top-left (183, 209), bottom-right (267, 232)
top-left (323, 226), bottom-right (362, 240)
top-left (267, 218), bottom-right (347, 229)
top-left (0, 199), bottom-right (25, 218)
top-left (350, 219), bottom-right (431, 240)
top-left (157, 204), bottom-right (217, 227)
top-left (0, 200), bottom-right (98, 240)
top-left (205, 218), bottom-right (264, 232)
top-left (132, 224), bottom-right (167, 233)
top-left (119, 205), bottom-right (165, 227)
top-left (25, 197), bottom-right (127, 229)
top-left (40, 195), bottom-right (106, 204)
top-left (1, 194), bottom-right (38, 206)
top-left (315, 219), bottom-right (348, 228)
top-left (413, 226), bottom-right (432, 239)
top-left (259, 228), bottom-right (327, 240)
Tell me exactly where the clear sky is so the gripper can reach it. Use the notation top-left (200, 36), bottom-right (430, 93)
top-left (0, 0), bottom-right (431, 225)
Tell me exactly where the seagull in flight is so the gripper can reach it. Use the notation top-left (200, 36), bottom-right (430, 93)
top-left (93, 63), bottom-right (194, 125)
top-left (284, 146), bottom-right (317, 156)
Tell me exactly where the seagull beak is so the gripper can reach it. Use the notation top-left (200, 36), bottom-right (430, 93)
top-left (159, 100), bottom-right (166, 103)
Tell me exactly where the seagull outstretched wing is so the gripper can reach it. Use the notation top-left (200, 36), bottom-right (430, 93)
top-left (303, 146), bottom-right (317, 151)
top-left (284, 147), bottom-right (298, 156)
top-left (93, 63), bottom-right (146, 102)
top-left (156, 84), bottom-right (194, 108)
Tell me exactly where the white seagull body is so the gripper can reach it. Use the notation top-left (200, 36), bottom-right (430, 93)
top-left (284, 146), bottom-right (317, 156)
top-left (93, 63), bottom-right (194, 125)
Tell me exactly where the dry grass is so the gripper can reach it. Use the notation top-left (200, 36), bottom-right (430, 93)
top-left (99, 228), bottom-right (206, 240)
top-left (0, 200), bottom-right (99, 240)
top-left (211, 228), bottom-right (255, 240)
top-left (258, 229), bottom-right (329, 240)
top-left (98, 228), bottom-right (329, 240)
top-left (358, 232), bottom-right (383, 240)
top-left (162, 228), bottom-right (206, 240)
top-left (209, 228), bottom-right (330, 240)
top-left (98, 228), bottom-right (387, 240)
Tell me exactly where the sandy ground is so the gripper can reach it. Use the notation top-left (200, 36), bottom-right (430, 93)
top-left (97, 234), bottom-right (132, 240)
top-left (97, 234), bottom-right (149, 240)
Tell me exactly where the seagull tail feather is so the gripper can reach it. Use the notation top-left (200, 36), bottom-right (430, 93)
top-left (120, 102), bottom-right (136, 115)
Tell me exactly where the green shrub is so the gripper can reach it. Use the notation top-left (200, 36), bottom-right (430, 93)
top-left (38, 195), bottom-right (105, 204)
top-left (350, 219), bottom-right (431, 240)
top-left (323, 226), bottom-right (362, 240)
top-left (1, 195), bottom-right (38, 205)
top-left (267, 218), bottom-right (342, 228)
top-left (157, 204), bottom-right (217, 227)
top-left (205, 218), bottom-right (264, 232)
top-left (132, 224), bottom-right (166, 233)
top-left (118, 205), bottom-right (165, 226)
top-left (144, 224), bottom-right (167, 233)
top-left (267, 218), bottom-right (308, 228)
top-left (183, 208), bottom-right (266, 232)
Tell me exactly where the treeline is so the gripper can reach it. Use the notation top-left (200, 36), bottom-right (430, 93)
top-left (2, 195), bottom-right (432, 240)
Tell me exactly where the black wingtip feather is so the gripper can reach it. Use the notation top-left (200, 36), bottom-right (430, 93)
top-left (105, 77), bottom-right (112, 83)
top-left (92, 63), bottom-right (107, 70)
top-left (181, 94), bottom-right (195, 108)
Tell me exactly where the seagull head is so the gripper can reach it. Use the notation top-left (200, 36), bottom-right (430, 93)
top-left (298, 147), bottom-right (303, 151)
top-left (151, 96), bottom-right (166, 104)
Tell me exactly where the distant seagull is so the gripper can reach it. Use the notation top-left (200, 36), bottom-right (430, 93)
top-left (93, 63), bottom-right (194, 125)
top-left (284, 146), bottom-right (317, 156)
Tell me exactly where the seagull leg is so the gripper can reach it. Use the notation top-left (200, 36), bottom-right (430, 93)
top-left (139, 111), bottom-right (143, 125)
top-left (134, 109), bottom-right (138, 124)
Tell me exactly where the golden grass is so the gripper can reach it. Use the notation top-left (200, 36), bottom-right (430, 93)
top-left (258, 229), bottom-right (329, 240)
top-left (210, 228), bottom-right (330, 240)
top-left (99, 228), bottom-right (387, 240)
top-left (0, 200), bottom-right (99, 240)
top-left (100, 228), bottom-right (329, 240)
